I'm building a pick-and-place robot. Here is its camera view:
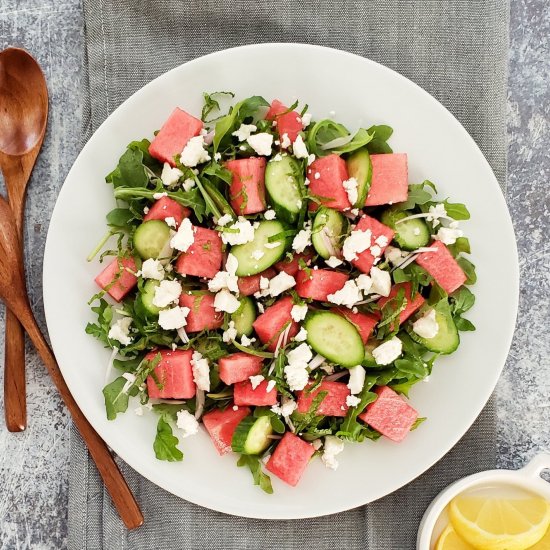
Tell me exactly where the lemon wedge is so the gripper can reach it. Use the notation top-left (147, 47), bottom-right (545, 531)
top-left (528, 526), bottom-right (550, 549)
top-left (436, 524), bottom-right (476, 549)
top-left (449, 495), bottom-right (550, 550)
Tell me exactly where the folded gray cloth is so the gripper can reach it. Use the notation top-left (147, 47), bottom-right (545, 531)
top-left (69, 1), bottom-right (509, 548)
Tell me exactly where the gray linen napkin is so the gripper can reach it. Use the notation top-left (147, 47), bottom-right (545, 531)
top-left (69, 1), bottom-right (509, 548)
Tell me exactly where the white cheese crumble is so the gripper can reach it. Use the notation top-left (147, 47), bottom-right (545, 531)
top-left (284, 343), bottom-right (313, 391)
top-left (208, 253), bottom-right (239, 294)
top-left (307, 154), bottom-right (316, 166)
top-left (435, 226), bottom-right (463, 245)
top-left (259, 276), bottom-right (270, 290)
top-left (266, 380), bottom-right (277, 393)
top-left (426, 203), bottom-right (447, 228)
top-left (158, 306), bottom-right (189, 330)
top-left (140, 258), bottom-right (165, 281)
top-left (342, 177), bottom-right (359, 206)
top-left (291, 304), bottom-right (308, 322)
top-left (294, 327), bottom-right (308, 342)
top-left (384, 245), bottom-right (406, 266)
top-left (153, 192), bottom-right (168, 199)
top-left (164, 216), bottom-right (177, 228)
top-left (325, 256), bottom-right (343, 268)
top-left (327, 279), bottom-right (362, 308)
top-left (375, 235), bottom-right (389, 247)
top-left (342, 228), bottom-right (372, 261)
top-left (272, 153), bottom-right (283, 162)
top-left (280, 133), bottom-right (291, 149)
top-left (301, 113), bottom-right (312, 128)
top-left (153, 279), bottom-right (182, 308)
top-left (232, 123), bottom-right (257, 141)
top-left (213, 289), bottom-right (241, 314)
top-left (222, 320), bottom-right (237, 343)
top-left (347, 365), bottom-right (366, 394)
top-left (356, 274), bottom-right (372, 293)
top-left (268, 271), bottom-right (296, 297)
top-left (214, 152), bottom-right (222, 162)
top-left (221, 217), bottom-right (255, 246)
top-left (170, 218), bottom-right (195, 252)
top-left (251, 249), bottom-right (265, 261)
top-left (370, 245), bottom-right (382, 258)
top-left (372, 337), bottom-right (403, 365)
top-left (216, 213), bottom-right (233, 227)
top-left (346, 395), bottom-right (361, 407)
top-left (143, 206), bottom-right (150, 215)
top-left (176, 409), bottom-right (199, 438)
top-left (369, 266), bottom-right (391, 297)
top-left (292, 222), bottom-right (312, 253)
top-left (247, 132), bottom-right (273, 156)
top-left (108, 317), bottom-right (133, 346)
top-left (191, 351), bottom-right (210, 391)
top-left (182, 178), bottom-right (196, 192)
top-left (271, 396), bottom-right (297, 417)
top-left (264, 209), bottom-right (276, 220)
top-left (161, 163), bottom-right (183, 187)
top-left (321, 436), bottom-right (345, 470)
top-left (249, 375), bottom-right (265, 390)
top-left (240, 334), bottom-right (256, 346)
top-left (180, 135), bottom-right (211, 167)
top-left (412, 309), bottom-right (439, 339)
top-left (292, 135), bottom-right (309, 159)
top-left (257, 303), bottom-right (265, 314)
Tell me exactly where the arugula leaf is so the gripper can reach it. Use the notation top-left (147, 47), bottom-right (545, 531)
top-left (113, 355), bottom-right (143, 372)
top-left (127, 139), bottom-right (159, 171)
top-left (447, 237), bottom-right (471, 257)
top-left (392, 264), bottom-right (432, 294)
top-left (306, 119), bottom-right (347, 157)
top-left (106, 208), bottom-right (136, 228)
top-left (396, 180), bottom-right (437, 210)
top-left (366, 125), bottom-right (393, 154)
top-left (337, 377), bottom-right (378, 442)
top-left (85, 298), bottom-right (114, 347)
top-left (201, 162), bottom-right (234, 186)
top-left (457, 257), bottom-right (477, 285)
top-left (450, 287), bottom-right (475, 316)
top-left (201, 179), bottom-right (236, 220)
top-left (102, 377), bottom-right (130, 420)
top-left (152, 403), bottom-right (186, 421)
top-left (237, 455), bottom-right (273, 494)
top-left (411, 417), bottom-right (427, 431)
top-left (106, 147), bottom-right (149, 188)
top-left (291, 391), bottom-right (328, 434)
top-left (454, 317), bottom-right (476, 331)
top-left (443, 200), bottom-right (470, 220)
top-left (201, 91), bottom-right (235, 122)
top-left (253, 407), bottom-right (286, 434)
top-left (153, 416), bottom-right (183, 461)
top-left (394, 358), bottom-right (428, 378)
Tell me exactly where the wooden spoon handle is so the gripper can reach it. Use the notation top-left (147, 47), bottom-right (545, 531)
top-left (4, 309), bottom-right (26, 431)
top-left (21, 310), bottom-right (144, 529)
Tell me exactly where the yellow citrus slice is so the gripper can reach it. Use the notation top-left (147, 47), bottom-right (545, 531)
top-left (528, 525), bottom-right (550, 549)
top-left (436, 524), bottom-right (476, 549)
top-left (449, 495), bottom-right (550, 550)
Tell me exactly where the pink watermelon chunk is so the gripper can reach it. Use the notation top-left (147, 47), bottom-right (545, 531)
top-left (333, 307), bottom-right (378, 344)
top-left (175, 226), bottom-right (222, 279)
top-left (274, 251), bottom-right (313, 276)
top-left (143, 196), bottom-right (190, 227)
top-left (178, 291), bottom-right (223, 332)
top-left (146, 349), bottom-right (195, 399)
top-left (225, 157), bottom-right (267, 215)
top-left (296, 381), bottom-right (350, 417)
top-left (148, 108), bottom-right (203, 166)
top-left (415, 241), bottom-right (467, 294)
top-left (295, 269), bottom-right (348, 302)
top-left (202, 405), bottom-right (251, 455)
top-left (377, 282), bottom-right (425, 325)
top-left (365, 153), bottom-right (409, 206)
top-left (94, 256), bottom-right (138, 302)
top-left (351, 215), bottom-right (395, 274)
top-left (307, 154), bottom-right (351, 212)
top-left (359, 386), bottom-right (418, 442)
top-left (252, 296), bottom-right (299, 351)
top-left (237, 268), bottom-right (276, 296)
top-left (265, 99), bottom-right (303, 142)
top-left (233, 379), bottom-right (278, 406)
top-left (266, 432), bottom-right (315, 487)
top-left (219, 353), bottom-right (264, 385)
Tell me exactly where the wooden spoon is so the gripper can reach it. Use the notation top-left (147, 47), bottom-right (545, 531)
top-left (0, 196), bottom-right (143, 529)
top-left (0, 47), bottom-right (48, 432)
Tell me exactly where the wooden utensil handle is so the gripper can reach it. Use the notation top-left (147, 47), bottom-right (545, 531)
top-left (4, 309), bottom-right (27, 431)
top-left (22, 312), bottom-right (143, 529)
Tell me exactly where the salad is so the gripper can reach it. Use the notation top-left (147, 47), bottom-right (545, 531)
top-left (86, 93), bottom-right (476, 492)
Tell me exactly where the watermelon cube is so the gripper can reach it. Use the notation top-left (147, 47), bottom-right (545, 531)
top-left (233, 379), bottom-right (278, 406)
top-left (178, 291), bottom-right (223, 332)
top-left (296, 381), bottom-right (350, 417)
top-left (225, 157), bottom-right (267, 215)
top-left (265, 99), bottom-right (303, 143)
top-left (219, 353), bottom-right (264, 385)
top-left (351, 215), bottom-right (395, 274)
top-left (148, 108), bottom-right (203, 166)
top-left (252, 296), bottom-right (299, 351)
top-left (365, 153), bottom-right (409, 206)
top-left (94, 256), bottom-right (138, 302)
top-left (333, 307), bottom-right (378, 344)
top-left (377, 282), bottom-right (425, 325)
top-left (266, 432), bottom-right (315, 486)
top-left (274, 251), bottom-right (313, 276)
top-left (146, 349), bottom-right (195, 399)
top-left (237, 268), bottom-right (276, 296)
top-left (358, 386), bottom-right (418, 442)
top-left (175, 226), bottom-right (222, 279)
top-left (415, 241), bottom-right (467, 294)
top-left (295, 269), bottom-right (349, 302)
top-left (202, 405), bottom-right (251, 455)
top-left (143, 196), bottom-right (190, 228)
top-left (307, 154), bottom-right (351, 212)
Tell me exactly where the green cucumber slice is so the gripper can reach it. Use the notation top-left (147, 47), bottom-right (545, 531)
top-left (231, 220), bottom-right (287, 276)
top-left (231, 296), bottom-right (257, 337)
top-left (346, 147), bottom-right (372, 208)
top-left (362, 339), bottom-right (378, 367)
top-left (265, 154), bottom-right (304, 223)
top-left (380, 207), bottom-right (430, 251)
top-left (139, 279), bottom-right (161, 316)
top-left (231, 415), bottom-right (273, 454)
top-left (133, 220), bottom-right (171, 260)
top-left (304, 311), bottom-right (364, 368)
top-left (311, 207), bottom-right (349, 259)
top-left (406, 301), bottom-right (459, 354)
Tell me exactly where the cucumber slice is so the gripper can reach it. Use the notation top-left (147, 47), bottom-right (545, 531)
top-left (133, 220), bottom-right (171, 260)
top-left (231, 220), bottom-right (287, 276)
top-left (311, 207), bottom-right (349, 259)
top-left (231, 415), bottom-right (273, 454)
top-left (362, 339), bottom-right (378, 367)
top-left (265, 154), bottom-right (304, 223)
top-left (406, 301), bottom-right (459, 354)
top-left (380, 208), bottom-right (430, 251)
top-left (304, 311), bottom-right (364, 368)
top-left (231, 296), bottom-right (257, 337)
top-left (346, 147), bottom-right (372, 208)
top-left (139, 279), bottom-right (161, 316)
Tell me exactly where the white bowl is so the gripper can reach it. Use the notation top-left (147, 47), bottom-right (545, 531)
top-left (417, 453), bottom-right (550, 549)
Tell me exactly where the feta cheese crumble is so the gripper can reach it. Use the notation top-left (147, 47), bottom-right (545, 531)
top-left (161, 163), bottom-right (183, 187)
top-left (232, 123), bottom-right (257, 141)
top-left (153, 192), bottom-right (168, 199)
top-left (164, 216), bottom-right (177, 228)
top-left (108, 317), bottom-right (133, 346)
top-left (140, 258), bottom-right (165, 281)
top-left (182, 178), bottom-right (196, 192)
top-left (266, 380), bottom-right (277, 393)
top-left (327, 279), bottom-right (362, 308)
top-left (369, 266), bottom-right (391, 297)
top-left (176, 409), bottom-right (199, 438)
top-left (240, 334), bottom-right (255, 347)
top-left (247, 132), bottom-right (273, 156)
top-left (271, 396), bottom-right (297, 417)
top-left (342, 177), bottom-right (359, 206)
top-left (208, 253), bottom-right (239, 294)
top-left (291, 303), bottom-right (308, 322)
top-left (346, 395), bottom-right (361, 407)
top-left (292, 222), bottom-right (312, 253)
top-left (426, 203), bottom-right (447, 228)
top-left (222, 320), bottom-right (237, 343)
top-left (280, 133), bottom-right (291, 149)
top-left (153, 279), bottom-right (182, 308)
top-left (301, 113), bottom-right (312, 128)
top-left (356, 274), bottom-right (372, 293)
top-left (292, 135), bottom-right (309, 159)
top-left (191, 351), bottom-right (210, 391)
top-left (249, 375), bottom-right (265, 390)
top-left (221, 217), bottom-right (255, 246)
top-left (170, 218), bottom-right (195, 252)
top-left (342, 228), bottom-right (372, 262)
top-left (435, 226), bottom-right (463, 245)
top-left (158, 306), bottom-right (189, 330)
top-left (412, 308), bottom-right (439, 339)
top-left (384, 245), bottom-right (406, 266)
top-left (325, 256), bottom-right (343, 268)
top-left (372, 337), bottom-right (403, 365)
top-left (216, 213), bottom-right (233, 227)
top-left (213, 289), bottom-right (241, 314)
top-left (180, 135), bottom-right (211, 167)
top-left (294, 327), bottom-right (308, 342)
top-left (268, 271), bottom-right (296, 297)
top-left (264, 209), bottom-right (276, 220)
top-left (284, 343), bottom-right (313, 391)
top-left (321, 436), bottom-right (344, 470)
top-left (347, 365), bottom-right (366, 394)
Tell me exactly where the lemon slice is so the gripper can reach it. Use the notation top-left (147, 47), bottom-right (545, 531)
top-left (449, 495), bottom-right (550, 550)
top-left (529, 526), bottom-right (550, 549)
top-left (436, 524), bottom-right (476, 549)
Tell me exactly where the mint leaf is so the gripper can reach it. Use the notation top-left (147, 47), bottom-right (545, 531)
top-left (237, 455), bottom-right (273, 494)
top-left (102, 377), bottom-right (130, 420)
top-left (201, 91), bottom-right (235, 123)
top-left (153, 416), bottom-right (183, 461)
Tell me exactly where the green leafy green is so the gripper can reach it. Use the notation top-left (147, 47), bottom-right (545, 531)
top-left (102, 377), bottom-right (130, 420)
top-left (106, 147), bottom-right (149, 188)
top-left (153, 416), bottom-right (183, 461)
top-left (106, 208), bottom-right (136, 228)
top-left (448, 237), bottom-right (471, 257)
top-left (396, 180), bottom-right (437, 210)
top-left (85, 298), bottom-right (114, 347)
top-left (201, 91), bottom-right (235, 122)
top-left (337, 383), bottom-right (378, 442)
top-left (443, 200), bottom-right (470, 220)
top-left (237, 455), bottom-right (273, 494)
top-left (291, 391), bottom-right (328, 434)
top-left (457, 257), bottom-right (477, 285)
top-left (410, 417), bottom-right (427, 431)
top-left (366, 125), bottom-right (393, 154)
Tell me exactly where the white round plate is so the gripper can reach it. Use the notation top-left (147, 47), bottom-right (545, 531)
top-left (43, 43), bottom-right (518, 519)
